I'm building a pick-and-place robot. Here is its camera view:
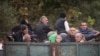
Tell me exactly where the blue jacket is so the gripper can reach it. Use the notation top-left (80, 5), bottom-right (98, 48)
top-left (79, 28), bottom-right (96, 40)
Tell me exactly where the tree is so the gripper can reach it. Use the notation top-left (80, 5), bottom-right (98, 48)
top-left (0, 0), bottom-right (100, 40)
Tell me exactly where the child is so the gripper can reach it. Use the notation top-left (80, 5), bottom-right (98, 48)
top-left (48, 34), bottom-right (57, 43)
top-left (56, 35), bottom-right (62, 43)
top-left (49, 34), bottom-right (62, 43)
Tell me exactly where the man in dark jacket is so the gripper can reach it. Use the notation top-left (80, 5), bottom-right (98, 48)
top-left (61, 27), bottom-right (77, 42)
top-left (13, 25), bottom-right (32, 42)
top-left (20, 18), bottom-right (33, 32)
top-left (34, 16), bottom-right (52, 42)
top-left (79, 22), bottom-right (100, 41)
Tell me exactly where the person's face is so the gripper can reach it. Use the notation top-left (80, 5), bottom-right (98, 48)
top-left (75, 34), bottom-right (82, 42)
top-left (56, 35), bottom-right (62, 43)
top-left (42, 18), bottom-right (48, 25)
top-left (24, 34), bottom-right (31, 42)
top-left (69, 28), bottom-right (76, 36)
top-left (80, 23), bottom-right (88, 30)
top-left (23, 28), bottom-right (29, 34)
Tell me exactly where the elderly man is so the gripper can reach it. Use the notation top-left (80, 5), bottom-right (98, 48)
top-left (34, 16), bottom-right (52, 42)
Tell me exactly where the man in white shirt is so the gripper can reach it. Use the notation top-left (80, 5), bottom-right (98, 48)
top-left (64, 20), bottom-right (70, 32)
top-left (55, 12), bottom-right (70, 42)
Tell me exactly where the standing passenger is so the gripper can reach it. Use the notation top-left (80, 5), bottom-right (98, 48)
top-left (55, 12), bottom-right (69, 41)
top-left (34, 16), bottom-right (52, 42)
top-left (12, 17), bottom-right (33, 34)
top-left (20, 17), bottom-right (33, 32)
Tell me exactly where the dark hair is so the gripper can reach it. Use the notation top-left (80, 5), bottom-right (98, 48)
top-left (60, 12), bottom-right (66, 18)
top-left (80, 22), bottom-right (87, 26)
top-left (20, 19), bottom-right (27, 24)
top-left (20, 24), bottom-right (28, 31)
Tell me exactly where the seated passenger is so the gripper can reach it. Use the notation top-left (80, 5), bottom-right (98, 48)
top-left (13, 25), bottom-right (32, 42)
top-left (56, 35), bottom-right (62, 43)
top-left (48, 31), bottom-right (57, 43)
top-left (62, 27), bottom-right (78, 42)
top-left (79, 22), bottom-right (100, 41)
top-left (75, 33), bottom-right (86, 42)
top-left (48, 33), bottom-right (62, 43)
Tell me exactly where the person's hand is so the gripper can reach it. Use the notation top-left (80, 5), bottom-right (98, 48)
top-left (9, 36), bottom-right (14, 41)
top-left (94, 32), bottom-right (100, 36)
top-left (33, 38), bottom-right (39, 42)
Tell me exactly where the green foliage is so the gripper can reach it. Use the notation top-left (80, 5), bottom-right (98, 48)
top-left (87, 16), bottom-right (95, 28)
top-left (0, 0), bottom-right (100, 33)
top-left (0, 1), bottom-right (17, 32)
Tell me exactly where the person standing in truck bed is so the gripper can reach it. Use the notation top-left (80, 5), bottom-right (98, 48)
top-left (34, 16), bottom-right (52, 42)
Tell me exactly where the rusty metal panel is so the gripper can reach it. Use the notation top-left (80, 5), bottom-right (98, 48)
top-left (78, 44), bottom-right (99, 56)
top-left (4, 43), bottom-right (27, 56)
top-left (4, 43), bottom-right (50, 56)
top-left (3, 42), bottom-right (100, 56)
top-left (56, 43), bottom-right (100, 56)
top-left (5, 45), bottom-right (27, 56)
top-left (60, 44), bottom-right (76, 56)
top-left (30, 45), bottom-right (50, 56)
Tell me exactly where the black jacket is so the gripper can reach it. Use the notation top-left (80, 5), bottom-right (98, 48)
top-left (13, 31), bottom-right (24, 42)
top-left (55, 18), bottom-right (66, 34)
top-left (34, 23), bottom-right (52, 42)
top-left (12, 31), bottom-right (34, 42)
top-left (12, 25), bottom-right (20, 34)
top-left (20, 19), bottom-right (33, 31)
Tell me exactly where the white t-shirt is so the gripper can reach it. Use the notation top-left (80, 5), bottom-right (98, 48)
top-left (64, 21), bottom-right (70, 32)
